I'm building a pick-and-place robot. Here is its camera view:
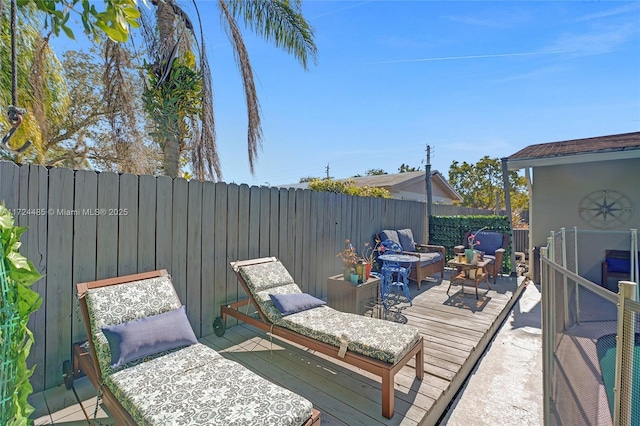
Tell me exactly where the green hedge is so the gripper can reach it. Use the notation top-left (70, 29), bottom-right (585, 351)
top-left (429, 215), bottom-right (512, 273)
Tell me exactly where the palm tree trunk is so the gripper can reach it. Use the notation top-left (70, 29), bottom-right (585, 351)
top-left (163, 134), bottom-right (180, 178)
top-left (156, 0), bottom-right (181, 178)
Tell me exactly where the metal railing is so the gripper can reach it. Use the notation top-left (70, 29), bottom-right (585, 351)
top-left (542, 228), bottom-right (639, 425)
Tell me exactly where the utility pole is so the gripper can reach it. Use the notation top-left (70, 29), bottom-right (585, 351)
top-left (325, 163), bottom-right (330, 179)
top-left (426, 145), bottom-right (433, 217)
top-left (425, 145), bottom-right (433, 242)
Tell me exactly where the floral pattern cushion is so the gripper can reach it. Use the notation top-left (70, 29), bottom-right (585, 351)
top-left (279, 305), bottom-right (420, 364)
top-left (105, 343), bottom-right (314, 425)
top-left (237, 260), bottom-right (296, 293)
top-left (84, 275), bottom-right (183, 376)
top-left (238, 260), bottom-right (421, 364)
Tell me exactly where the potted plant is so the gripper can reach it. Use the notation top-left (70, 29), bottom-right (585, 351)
top-left (362, 239), bottom-right (381, 279)
top-left (337, 239), bottom-right (357, 281)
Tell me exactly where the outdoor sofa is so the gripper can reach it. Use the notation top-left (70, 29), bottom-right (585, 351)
top-left (378, 228), bottom-right (446, 289)
top-left (217, 257), bottom-right (424, 419)
top-left (76, 269), bottom-right (320, 425)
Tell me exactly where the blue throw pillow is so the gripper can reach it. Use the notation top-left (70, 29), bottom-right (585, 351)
top-left (102, 305), bottom-right (197, 368)
top-left (380, 230), bottom-right (400, 246)
top-left (269, 293), bottom-right (326, 316)
top-left (475, 231), bottom-right (503, 255)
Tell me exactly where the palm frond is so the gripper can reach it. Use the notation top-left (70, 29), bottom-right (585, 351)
top-left (220, 0), bottom-right (262, 174)
top-left (190, 0), bottom-right (220, 181)
top-left (228, 0), bottom-right (318, 69)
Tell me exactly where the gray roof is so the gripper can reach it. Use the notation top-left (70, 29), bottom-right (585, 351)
top-left (349, 171), bottom-right (435, 188)
top-left (278, 171), bottom-right (438, 190)
top-left (507, 132), bottom-right (640, 170)
top-left (277, 170), bottom-right (463, 202)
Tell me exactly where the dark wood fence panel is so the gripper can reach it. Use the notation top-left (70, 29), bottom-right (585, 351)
top-left (0, 161), bottom-right (426, 393)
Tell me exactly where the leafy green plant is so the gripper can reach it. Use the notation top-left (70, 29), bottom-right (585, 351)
top-left (0, 205), bottom-right (43, 425)
top-left (308, 178), bottom-right (390, 198)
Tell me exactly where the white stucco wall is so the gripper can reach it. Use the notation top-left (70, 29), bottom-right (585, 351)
top-left (531, 157), bottom-right (640, 284)
top-left (394, 179), bottom-right (452, 203)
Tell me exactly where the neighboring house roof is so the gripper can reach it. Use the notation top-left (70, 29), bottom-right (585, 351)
top-left (279, 171), bottom-right (463, 203)
top-left (348, 171), bottom-right (425, 188)
top-left (507, 132), bottom-right (640, 171)
top-left (350, 171), bottom-right (463, 202)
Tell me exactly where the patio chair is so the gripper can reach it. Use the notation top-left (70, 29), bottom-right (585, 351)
top-left (218, 257), bottom-right (424, 419)
top-left (76, 269), bottom-right (321, 426)
top-left (378, 229), bottom-right (446, 289)
top-left (454, 230), bottom-right (509, 284)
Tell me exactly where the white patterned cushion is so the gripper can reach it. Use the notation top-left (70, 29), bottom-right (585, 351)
top-left (280, 305), bottom-right (420, 364)
top-left (238, 260), bottom-right (421, 364)
top-left (105, 343), bottom-right (314, 425)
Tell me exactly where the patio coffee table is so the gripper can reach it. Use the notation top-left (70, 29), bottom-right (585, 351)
top-left (447, 258), bottom-right (491, 299)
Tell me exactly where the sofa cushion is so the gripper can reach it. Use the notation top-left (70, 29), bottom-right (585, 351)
top-left (102, 305), bottom-right (197, 368)
top-left (269, 293), bottom-right (326, 316)
top-left (607, 258), bottom-right (631, 273)
top-left (397, 229), bottom-right (416, 252)
top-left (380, 230), bottom-right (400, 246)
top-left (474, 231), bottom-right (504, 255)
top-left (415, 251), bottom-right (444, 267)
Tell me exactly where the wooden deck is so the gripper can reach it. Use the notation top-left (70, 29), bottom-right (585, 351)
top-left (31, 271), bottom-right (525, 425)
top-left (202, 272), bottom-right (525, 426)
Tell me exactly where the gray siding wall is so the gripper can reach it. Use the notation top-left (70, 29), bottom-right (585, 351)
top-left (0, 161), bottom-right (425, 392)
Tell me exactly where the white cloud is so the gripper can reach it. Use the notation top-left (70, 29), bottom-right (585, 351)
top-left (574, 2), bottom-right (640, 22)
top-left (548, 23), bottom-right (639, 56)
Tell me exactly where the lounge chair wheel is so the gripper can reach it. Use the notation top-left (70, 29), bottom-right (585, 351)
top-left (213, 316), bottom-right (226, 337)
top-left (62, 359), bottom-right (74, 390)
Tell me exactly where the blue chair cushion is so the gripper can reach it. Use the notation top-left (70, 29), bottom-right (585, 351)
top-left (397, 229), bottom-right (416, 252)
top-left (474, 232), bottom-right (504, 255)
top-left (606, 258), bottom-right (631, 273)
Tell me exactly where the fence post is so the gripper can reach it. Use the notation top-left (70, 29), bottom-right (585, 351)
top-left (613, 280), bottom-right (637, 426)
top-left (561, 228), bottom-right (570, 330)
top-left (574, 227), bottom-right (580, 325)
top-left (540, 245), bottom-right (553, 425)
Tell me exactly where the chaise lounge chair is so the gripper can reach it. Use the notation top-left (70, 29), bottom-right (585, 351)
top-left (217, 257), bottom-right (424, 419)
top-left (76, 269), bottom-right (321, 425)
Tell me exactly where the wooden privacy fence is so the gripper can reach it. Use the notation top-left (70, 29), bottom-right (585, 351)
top-left (0, 161), bottom-right (425, 393)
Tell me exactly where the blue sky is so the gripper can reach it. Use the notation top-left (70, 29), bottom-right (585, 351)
top-left (57, 1), bottom-right (640, 185)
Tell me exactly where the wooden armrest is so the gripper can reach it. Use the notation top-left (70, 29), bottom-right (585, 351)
top-left (401, 251), bottom-right (421, 258)
top-left (415, 244), bottom-right (445, 255)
